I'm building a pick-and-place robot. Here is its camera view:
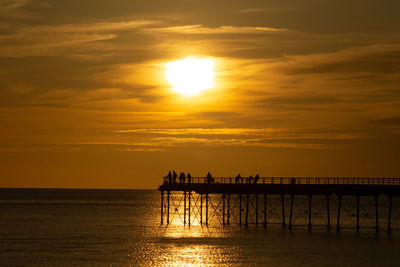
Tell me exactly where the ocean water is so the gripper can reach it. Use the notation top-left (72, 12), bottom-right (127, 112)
top-left (1, 189), bottom-right (399, 266)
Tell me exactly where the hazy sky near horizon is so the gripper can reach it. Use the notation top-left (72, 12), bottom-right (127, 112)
top-left (1, 0), bottom-right (400, 188)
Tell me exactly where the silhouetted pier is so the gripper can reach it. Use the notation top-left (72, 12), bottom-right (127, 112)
top-left (158, 177), bottom-right (400, 232)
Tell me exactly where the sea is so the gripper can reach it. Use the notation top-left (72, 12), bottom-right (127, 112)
top-left (1, 189), bottom-right (399, 266)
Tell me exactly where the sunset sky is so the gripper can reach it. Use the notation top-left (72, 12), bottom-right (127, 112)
top-left (1, 0), bottom-right (400, 188)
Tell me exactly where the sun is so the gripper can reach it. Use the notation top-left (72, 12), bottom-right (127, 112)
top-left (165, 57), bottom-right (215, 96)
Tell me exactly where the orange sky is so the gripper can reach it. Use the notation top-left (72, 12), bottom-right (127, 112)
top-left (1, 0), bottom-right (400, 188)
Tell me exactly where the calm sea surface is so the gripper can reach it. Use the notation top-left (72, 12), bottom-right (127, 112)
top-left (1, 189), bottom-right (399, 266)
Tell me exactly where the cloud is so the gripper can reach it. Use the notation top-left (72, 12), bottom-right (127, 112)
top-left (0, 125), bottom-right (368, 153)
top-left (0, 0), bottom-right (48, 19)
top-left (372, 116), bottom-right (400, 127)
top-left (22, 20), bottom-right (160, 34)
top-left (114, 128), bottom-right (279, 135)
top-left (146, 24), bottom-right (287, 34)
top-left (0, 0), bottom-right (29, 11)
top-left (0, 19), bottom-right (160, 57)
top-left (110, 127), bottom-right (369, 150)
top-left (237, 8), bottom-right (265, 14)
top-left (276, 43), bottom-right (400, 75)
top-left (237, 7), bottom-right (302, 14)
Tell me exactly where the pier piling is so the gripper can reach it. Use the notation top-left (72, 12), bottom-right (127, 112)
top-left (206, 193), bottom-right (209, 226)
top-left (160, 191), bottom-right (164, 225)
top-left (281, 195), bottom-right (286, 227)
top-left (239, 194), bottom-right (242, 226)
top-left (200, 193), bottom-right (203, 225)
top-left (227, 194), bottom-right (230, 225)
top-left (336, 195), bottom-right (341, 232)
top-left (388, 195), bottom-right (393, 233)
top-left (222, 193), bottom-right (226, 225)
top-left (375, 195), bottom-right (379, 232)
top-left (356, 195), bottom-right (360, 232)
top-left (263, 194), bottom-right (267, 227)
top-left (289, 194), bottom-right (294, 230)
top-left (308, 195), bottom-right (312, 230)
top-left (184, 191), bottom-right (186, 225)
top-left (255, 194), bottom-right (259, 226)
top-left (326, 195), bottom-right (330, 230)
top-left (167, 191), bottom-right (170, 225)
top-left (245, 194), bottom-right (249, 227)
top-left (188, 191), bottom-right (191, 226)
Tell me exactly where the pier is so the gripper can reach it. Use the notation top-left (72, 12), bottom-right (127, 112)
top-left (158, 176), bottom-right (400, 232)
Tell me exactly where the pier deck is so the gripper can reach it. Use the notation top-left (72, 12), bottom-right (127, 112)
top-left (158, 177), bottom-right (400, 232)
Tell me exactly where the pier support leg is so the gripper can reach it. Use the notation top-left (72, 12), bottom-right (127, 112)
top-left (289, 195), bottom-right (294, 230)
top-left (161, 191), bottom-right (164, 225)
top-left (206, 193), bottom-right (209, 226)
top-left (336, 195), bottom-right (342, 232)
top-left (356, 195), bottom-right (360, 232)
top-left (388, 195), bottom-right (392, 233)
top-left (308, 195), bottom-right (312, 230)
top-left (263, 194), bottom-right (267, 227)
top-left (222, 193), bottom-right (226, 225)
top-left (227, 194), bottom-right (230, 225)
top-left (245, 194), bottom-right (249, 227)
top-left (326, 195), bottom-right (331, 230)
top-left (239, 194), bottom-right (242, 226)
top-left (188, 191), bottom-right (191, 226)
top-left (375, 195), bottom-right (379, 232)
top-left (255, 194), bottom-right (259, 226)
top-left (200, 193), bottom-right (203, 225)
top-left (184, 191), bottom-right (187, 225)
top-left (281, 195), bottom-right (286, 227)
top-left (167, 191), bottom-right (170, 225)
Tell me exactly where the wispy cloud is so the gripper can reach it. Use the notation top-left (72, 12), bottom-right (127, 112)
top-left (275, 43), bottom-right (400, 75)
top-left (114, 128), bottom-right (280, 135)
top-left (0, 0), bottom-right (29, 11)
top-left (146, 24), bottom-right (287, 34)
top-left (237, 7), bottom-right (302, 14)
top-left (110, 127), bottom-right (370, 150)
top-left (22, 20), bottom-right (160, 33)
top-left (0, 19), bottom-right (160, 57)
top-left (0, 0), bottom-right (48, 18)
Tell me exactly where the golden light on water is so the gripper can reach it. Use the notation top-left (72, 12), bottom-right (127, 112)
top-left (165, 57), bottom-right (215, 96)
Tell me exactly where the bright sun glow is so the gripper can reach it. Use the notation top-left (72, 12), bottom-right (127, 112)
top-left (166, 57), bottom-right (215, 96)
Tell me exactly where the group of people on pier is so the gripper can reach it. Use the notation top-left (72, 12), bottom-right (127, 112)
top-left (163, 171), bottom-right (263, 184)
top-left (164, 171), bottom-right (192, 184)
top-left (234, 174), bottom-right (260, 184)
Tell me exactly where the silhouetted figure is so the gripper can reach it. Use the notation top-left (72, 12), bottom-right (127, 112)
top-left (235, 174), bottom-right (241, 183)
top-left (187, 173), bottom-right (192, 183)
top-left (254, 174), bottom-right (260, 184)
top-left (291, 177), bottom-right (296, 184)
top-left (172, 171), bottom-right (177, 183)
top-left (206, 172), bottom-right (213, 183)
top-left (248, 175), bottom-right (253, 184)
top-left (179, 172), bottom-right (186, 183)
top-left (165, 170), bottom-right (172, 183)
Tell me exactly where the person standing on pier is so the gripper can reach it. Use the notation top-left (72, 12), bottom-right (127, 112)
top-left (206, 172), bottom-right (213, 183)
top-left (235, 174), bottom-right (241, 183)
top-left (172, 171), bottom-right (177, 183)
top-left (248, 175), bottom-right (253, 184)
top-left (179, 172), bottom-right (186, 183)
top-left (187, 173), bottom-right (192, 183)
top-left (165, 171), bottom-right (172, 183)
top-left (254, 174), bottom-right (260, 184)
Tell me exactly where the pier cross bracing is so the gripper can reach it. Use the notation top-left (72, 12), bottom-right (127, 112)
top-left (158, 177), bottom-right (400, 232)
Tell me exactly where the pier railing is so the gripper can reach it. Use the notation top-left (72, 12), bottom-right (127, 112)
top-left (163, 176), bottom-right (400, 185)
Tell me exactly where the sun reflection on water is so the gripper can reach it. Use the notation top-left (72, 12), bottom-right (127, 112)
top-left (155, 225), bottom-right (239, 266)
